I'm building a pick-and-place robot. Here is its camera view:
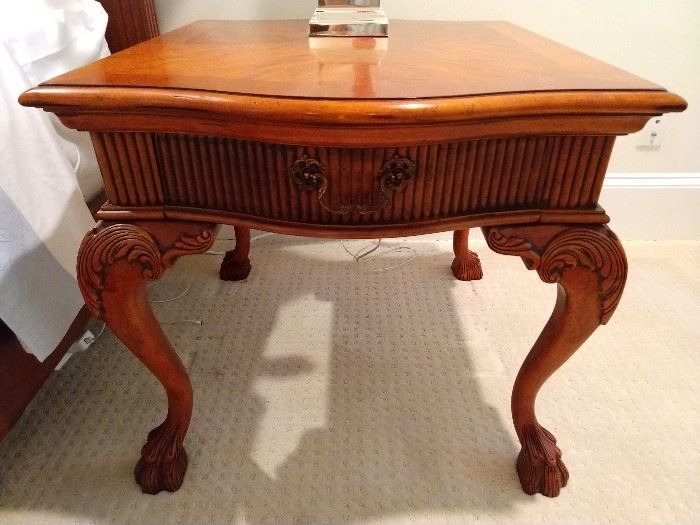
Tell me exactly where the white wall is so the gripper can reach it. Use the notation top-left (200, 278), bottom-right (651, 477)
top-left (155, 0), bottom-right (699, 175)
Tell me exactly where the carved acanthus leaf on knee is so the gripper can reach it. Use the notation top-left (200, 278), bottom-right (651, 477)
top-left (77, 222), bottom-right (215, 319)
top-left (484, 224), bottom-right (627, 324)
top-left (483, 223), bottom-right (628, 497)
top-left (76, 221), bottom-right (216, 494)
top-left (78, 224), bottom-right (164, 319)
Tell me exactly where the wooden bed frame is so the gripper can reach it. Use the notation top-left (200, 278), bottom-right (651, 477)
top-left (0, 0), bottom-right (159, 441)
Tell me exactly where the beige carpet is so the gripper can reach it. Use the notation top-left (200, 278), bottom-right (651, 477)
top-left (1, 236), bottom-right (698, 525)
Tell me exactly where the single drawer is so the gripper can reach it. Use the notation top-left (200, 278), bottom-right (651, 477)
top-left (92, 132), bottom-right (615, 225)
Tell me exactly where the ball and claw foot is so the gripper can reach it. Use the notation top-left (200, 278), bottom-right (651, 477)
top-left (134, 422), bottom-right (188, 494)
top-left (219, 250), bottom-right (251, 281)
top-left (451, 250), bottom-right (484, 281)
top-left (517, 423), bottom-right (569, 498)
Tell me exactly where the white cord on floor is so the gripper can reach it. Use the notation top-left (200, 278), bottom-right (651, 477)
top-left (340, 239), bottom-right (417, 273)
top-left (149, 282), bottom-right (192, 303)
top-left (341, 239), bottom-right (383, 262)
top-left (85, 280), bottom-right (200, 347)
top-left (83, 232), bottom-right (414, 348)
top-left (161, 319), bottom-right (202, 326)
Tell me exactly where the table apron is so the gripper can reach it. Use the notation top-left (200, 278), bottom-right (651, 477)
top-left (91, 131), bottom-right (615, 234)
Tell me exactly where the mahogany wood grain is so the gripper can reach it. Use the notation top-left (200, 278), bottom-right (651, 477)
top-left (18, 19), bottom-right (687, 497)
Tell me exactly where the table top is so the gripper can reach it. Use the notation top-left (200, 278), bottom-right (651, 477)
top-left (44, 19), bottom-right (663, 100)
top-left (20, 19), bottom-right (686, 148)
top-left (17, 19), bottom-right (689, 240)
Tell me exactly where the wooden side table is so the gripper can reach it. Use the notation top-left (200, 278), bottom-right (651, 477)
top-left (20, 20), bottom-right (686, 498)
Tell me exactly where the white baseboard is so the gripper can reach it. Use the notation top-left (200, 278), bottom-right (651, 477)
top-left (221, 173), bottom-right (700, 243)
top-left (443, 173), bottom-right (700, 242)
top-left (600, 174), bottom-right (700, 241)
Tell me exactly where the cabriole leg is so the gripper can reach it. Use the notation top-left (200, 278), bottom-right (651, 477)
top-left (220, 225), bottom-right (252, 281)
top-left (452, 229), bottom-right (483, 281)
top-left (77, 221), bottom-right (216, 494)
top-left (484, 224), bottom-right (627, 497)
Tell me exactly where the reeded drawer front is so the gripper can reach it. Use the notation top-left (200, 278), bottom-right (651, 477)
top-left (92, 132), bottom-right (615, 225)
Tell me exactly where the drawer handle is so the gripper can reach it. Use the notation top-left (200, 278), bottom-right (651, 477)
top-left (290, 154), bottom-right (416, 215)
top-left (290, 156), bottom-right (326, 192)
top-left (380, 154), bottom-right (417, 193)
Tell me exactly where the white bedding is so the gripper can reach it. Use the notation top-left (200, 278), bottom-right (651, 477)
top-left (0, 0), bottom-right (109, 361)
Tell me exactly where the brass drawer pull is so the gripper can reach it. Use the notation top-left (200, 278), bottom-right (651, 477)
top-left (290, 153), bottom-right (416, 215)
top-left (380, 154), bottom-right (416, 192)
top-left (290, 156), bottom-right (326, 192)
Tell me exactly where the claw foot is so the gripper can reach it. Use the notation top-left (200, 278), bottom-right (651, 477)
top-left (517, 424), bottom-right (569, 497)
top-left (134, 422), bottom-right (188, 494)
top-left (451, 250), bottom-right (483, 281)
top-left (219, 250), bottom-right (251, 281)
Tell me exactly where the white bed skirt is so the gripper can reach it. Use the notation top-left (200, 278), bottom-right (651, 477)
top-left (0, 0), bottom-right (109, 361)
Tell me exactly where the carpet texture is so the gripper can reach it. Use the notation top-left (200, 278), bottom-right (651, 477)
top-left (1, 236), bottom-right (698, 525)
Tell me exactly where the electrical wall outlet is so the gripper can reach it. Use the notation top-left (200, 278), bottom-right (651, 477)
top-left (636, 117), bottom-right (663, 151)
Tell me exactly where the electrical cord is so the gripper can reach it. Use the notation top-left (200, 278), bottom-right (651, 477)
top-left (340, 238), bottom-right (417, 273)
top-left (150, 282), bottom-right (192, 303)
top-left (341, 239), bottom-right (383, 262)
top-left (81, 279), bottom-right (198, 348)
top-left (80, 232), bottom-right (416, 349)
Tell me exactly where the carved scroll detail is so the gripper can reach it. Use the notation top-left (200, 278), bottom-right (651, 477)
top-left (538, 229), bottom-right (627, 324)
top-left (485, 223), bottom-right (628, 497)
top-left (78, 223), bottom-right (215, 319)
top-left (161, 229), bottom-right (216, 267)
top-left (485, 225), bottom-right (627, 324)
top-left (78, 224), bottom-right (163, 318)
top-left (485, 230), bottom-right (541, 270)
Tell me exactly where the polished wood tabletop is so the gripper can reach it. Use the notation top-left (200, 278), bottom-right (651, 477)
top-left (43, 20), bottom-right (664, 99)
top-left (20, 20), bottom-right (687, 500)
top-left (22, 20), bottom-right (684, 148)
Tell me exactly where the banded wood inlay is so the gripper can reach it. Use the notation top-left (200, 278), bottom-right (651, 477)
top-left (92, 132), bottom-right (615, 224)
